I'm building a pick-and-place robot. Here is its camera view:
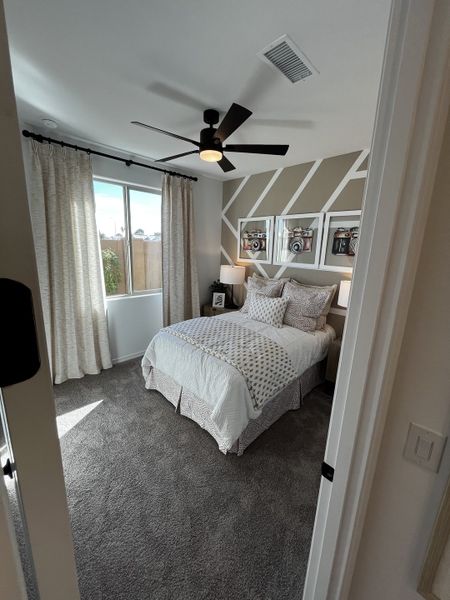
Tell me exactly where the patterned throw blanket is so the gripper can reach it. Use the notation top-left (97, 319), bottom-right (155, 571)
top-left (163, 317), bottom-right (298, 409)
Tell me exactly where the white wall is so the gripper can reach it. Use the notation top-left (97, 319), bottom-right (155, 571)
top-left (348, 109), bottom-right (450, 600)
top-left (105, 293), bottom-right (163, 363)
top-left (22, 130), bottom-right (223, 363)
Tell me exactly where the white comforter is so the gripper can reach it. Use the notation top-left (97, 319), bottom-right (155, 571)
top-left (142, 312), bottom-right (335, 449)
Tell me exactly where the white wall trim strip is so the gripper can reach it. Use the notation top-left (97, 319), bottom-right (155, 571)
top-left (222, 175), bottom-right (250, 216)
top-left (254, 262), bottom-right (270, 278)
top-left (320, 149), bottom-right (370, 213)
top-left (351, 170), bottom-right (368, 179)
top-left (220, 245), bottom-right (234, 265)
top-left (246, 168), bottom-right (283, 218)
top-left (273, 263), bottom-right (288, 280)
top-left (281, 159), bottom-right (323, 215)
top-left (222, 214), bottom-right (238, 239)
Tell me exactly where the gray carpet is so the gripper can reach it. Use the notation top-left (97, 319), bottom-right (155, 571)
top-left (14, 359), bottom-right (332, 600)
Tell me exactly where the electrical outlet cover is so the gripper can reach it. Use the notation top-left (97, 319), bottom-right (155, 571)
top-left (404, 423), bottom-right (447, 472)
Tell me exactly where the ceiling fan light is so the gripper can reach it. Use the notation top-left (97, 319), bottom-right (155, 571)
top-left (199, 148), bottom-right (223, 162)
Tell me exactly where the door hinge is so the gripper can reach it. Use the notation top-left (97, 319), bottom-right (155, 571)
top-left (321, 461), bottom-right (334, 482)
top-left (2, 458), bottom-right (15, 479)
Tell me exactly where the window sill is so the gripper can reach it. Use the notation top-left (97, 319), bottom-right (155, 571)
top-left (106, 290), bottom-right (162, 302)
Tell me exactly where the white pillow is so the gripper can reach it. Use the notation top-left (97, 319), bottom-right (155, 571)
top-left (240, 276), bottom-right (285, 313)
top-left (248, 293), bottom-right (289, 328)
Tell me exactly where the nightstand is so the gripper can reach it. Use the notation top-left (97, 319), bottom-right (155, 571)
top-left (326, 338), bottom-right (342, 385)
top-left (202, 304), bottom-right (239, 317)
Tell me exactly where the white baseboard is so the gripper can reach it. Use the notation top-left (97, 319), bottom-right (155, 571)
top-left (112, 351), bottom-right (145, 365)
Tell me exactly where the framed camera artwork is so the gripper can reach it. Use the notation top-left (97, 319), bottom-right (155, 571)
top-left (237, 216), bottom-right (274, 264)
top-left (273, 213), bottom-right (324, 269)
top-left (319, 210), bottom-right (361, 273)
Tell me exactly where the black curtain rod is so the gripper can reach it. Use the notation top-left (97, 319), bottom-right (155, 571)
top-left (22, 130), bottom-right (198, 182)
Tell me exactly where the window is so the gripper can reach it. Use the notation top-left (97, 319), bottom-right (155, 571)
top-left (93, 179), bottom-right (162, 296)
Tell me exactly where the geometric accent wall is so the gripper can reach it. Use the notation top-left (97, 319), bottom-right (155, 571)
top-left (221, 149), bottom-right (368, 292)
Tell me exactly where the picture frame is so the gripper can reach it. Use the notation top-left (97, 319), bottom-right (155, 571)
top-left (273, 212), bottom-right (324, 269)
top-left (319, 210), bottom-right (362, 273)
top-left (237, 216), bottom-right (274, 264)
top-left (212, 292), bottom-right (225, 309)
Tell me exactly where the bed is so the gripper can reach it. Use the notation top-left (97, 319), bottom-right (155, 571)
top-left (142, 311), bottom-right (335, 455)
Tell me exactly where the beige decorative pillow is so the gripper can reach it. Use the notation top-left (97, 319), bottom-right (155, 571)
top-left (240, 276), bottom-right (285, 313)
top-left (252, 273), bottom-right (289, 287)
top-left (248, 293), bottom-right (289, 328)
top-left (289, 280), bottom-right (337, 329)
top-left (282, 281), bottom-right (332, 332)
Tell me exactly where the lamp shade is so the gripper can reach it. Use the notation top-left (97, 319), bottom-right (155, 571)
top-left (220, 265), bottom-right (245, 285)
top-left (338, 280), bottom-right (351, 308)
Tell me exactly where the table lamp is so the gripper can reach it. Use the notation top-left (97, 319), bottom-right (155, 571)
top-left (220, 265), bottom-right (245, 308)
top-left (338, 279), bottom-right (351, 308)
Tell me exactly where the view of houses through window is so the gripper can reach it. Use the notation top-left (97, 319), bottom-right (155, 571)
top-left (93, 179), bottom-right (162, 296)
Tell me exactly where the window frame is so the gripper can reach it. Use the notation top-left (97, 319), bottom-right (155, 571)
top-left (93, 176), bottom-right (162, 298)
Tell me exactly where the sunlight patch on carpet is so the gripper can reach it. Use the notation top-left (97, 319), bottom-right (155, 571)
top-left (57, 400), bottom-right (103, 439)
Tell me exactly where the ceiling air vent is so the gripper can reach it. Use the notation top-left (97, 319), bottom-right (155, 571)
top-left (258, 35), bottom-right (317, 83)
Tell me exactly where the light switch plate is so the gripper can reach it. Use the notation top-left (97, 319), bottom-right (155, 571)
top-left (404, 423), bottom-right (447, 472)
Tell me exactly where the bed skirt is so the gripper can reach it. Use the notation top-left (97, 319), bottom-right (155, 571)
top-left (145, 360), bottom-right (326, 455)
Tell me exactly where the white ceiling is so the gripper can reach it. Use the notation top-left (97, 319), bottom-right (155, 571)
top-left (4, 0), bottom-right (390, 180)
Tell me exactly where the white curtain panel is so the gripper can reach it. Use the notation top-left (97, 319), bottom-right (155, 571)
top-left (29, 141), bottom-right (112, 384)
top-left (161, 174), bottom-right (200, 326)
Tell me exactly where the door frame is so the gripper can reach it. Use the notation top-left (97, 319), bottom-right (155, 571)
top-left (0, 1), bottom-right (81, 598)
top-left (303, 0), bottom-right (450, 598)
top-left (2, 0), bottom-right (449, 598)
top-left (0, 475), bottom-right (27, 600)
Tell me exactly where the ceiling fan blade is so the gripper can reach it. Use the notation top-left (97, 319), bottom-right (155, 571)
top-left (215, 103), bottom-right (252, 143)
top-left (131, 121), bottom-right (200, 147)
top-left (155, 150), bottom-right (199, 163)
top-left (218, 155), bottom-right (236, 173)
top-left (224, 144), bottom-right (289, 156)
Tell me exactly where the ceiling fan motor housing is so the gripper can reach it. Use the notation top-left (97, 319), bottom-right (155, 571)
top-left (203, 108), bottom-right (220, 126)
top-left (200, 127), bottom-right (222, 151)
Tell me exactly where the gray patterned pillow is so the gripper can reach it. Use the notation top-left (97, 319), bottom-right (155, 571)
top-left (288, 280), bottom-right (337, 330)
top-left (240, 276), bottom-right (285, 313)
top-left (248, 293), bottom-right (289, 328)
top-left (289, 280), bottom-right (337, 315)
top-left (282, 282), bottom-right (332, 332)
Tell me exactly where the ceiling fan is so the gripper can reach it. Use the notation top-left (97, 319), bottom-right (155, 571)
top-left (131, 103), bottom-right (289, 173)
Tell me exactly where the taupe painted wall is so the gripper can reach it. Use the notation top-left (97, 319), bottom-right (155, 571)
top-left (221, 150), bottom-right (368, 331)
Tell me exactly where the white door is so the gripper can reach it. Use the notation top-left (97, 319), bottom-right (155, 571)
top-left (0, 1), bottom-right (80, 598)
